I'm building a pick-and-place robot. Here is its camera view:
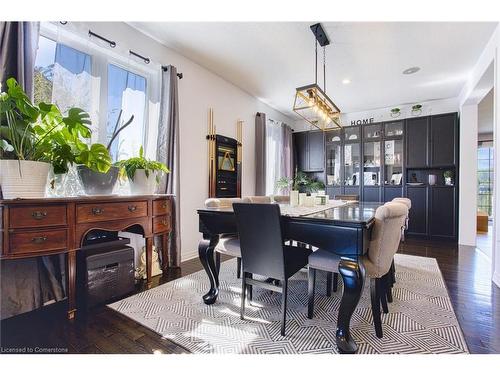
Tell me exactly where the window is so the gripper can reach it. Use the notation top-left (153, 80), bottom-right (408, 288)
top-left (33, 25), bottom-right (156, 162)
top-left (477, 145), bottom-right (494, 218)
top-left (107, 64), bottom-right (147, 161)
top-left (34, 36), bottom-right (92, 115)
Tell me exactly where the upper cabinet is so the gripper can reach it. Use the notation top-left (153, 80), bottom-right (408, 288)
top-left (406, 113), bottom-right (457, 168)
top-left (294, 130), bottom-right (324, 172)
top-left (406, 117), bottom-right (429, 168)
top-left (430, 113), bottom-right (457, 167)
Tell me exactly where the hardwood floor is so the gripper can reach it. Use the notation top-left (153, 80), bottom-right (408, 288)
top-left (1, 239), bottom-right (499, 354)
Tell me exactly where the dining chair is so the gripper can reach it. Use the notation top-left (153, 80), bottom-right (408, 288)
top-left (307, 202), bottom-right (408, 338)
top-left (245, 195), bottom-right (272, 203)
top-left (334, 194), bottom-right (359, 201)
top-left (233, 203), bottom-right (312, 336)
top-left (204, 197), bottom-right (250, 278)
top-left (273, 195), bottom-right (290, 204)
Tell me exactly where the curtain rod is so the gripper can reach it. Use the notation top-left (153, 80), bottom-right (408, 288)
top-left (162, 65), bottom-right (183, 79)
top-left (88, 30), bottom-right (116, 48)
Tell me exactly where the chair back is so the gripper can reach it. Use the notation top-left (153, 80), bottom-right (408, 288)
top-left (204, 197), bottom-right (250, 208)
top-left (391, 197), bottom-right (411, 229)
top-left (233, 203), bottom-right (285, 279)
top-left (273, 195), bottom-right (290, 204)
top-left (245, 196), bottom-right (272, 203)
top-left (365, 202), bottom-right (408, 277)
top-left (334, 194), bottom-right (359, 201)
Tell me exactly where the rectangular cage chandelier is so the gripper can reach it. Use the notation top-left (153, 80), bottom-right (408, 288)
top-left (293, 23), bottom-right (342, 131)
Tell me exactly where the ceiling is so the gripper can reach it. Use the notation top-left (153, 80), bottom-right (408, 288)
top-left (129, 22), bottom-right (498, 118)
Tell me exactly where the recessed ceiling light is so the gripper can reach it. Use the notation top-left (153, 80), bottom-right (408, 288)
top-left (342, 78), bottom-right (351, 84)
top-left (403, 66), bottom-right (420, 75)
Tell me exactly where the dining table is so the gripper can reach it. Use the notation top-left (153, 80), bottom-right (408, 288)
top-left (197, 200), bottom-right (382, 354)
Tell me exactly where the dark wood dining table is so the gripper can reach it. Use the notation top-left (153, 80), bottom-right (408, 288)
top-left (197, 201), bottom-right (381, 354)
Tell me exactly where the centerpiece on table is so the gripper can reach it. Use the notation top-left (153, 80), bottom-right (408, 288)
top-left (276, 171), bottom-right (325, 206)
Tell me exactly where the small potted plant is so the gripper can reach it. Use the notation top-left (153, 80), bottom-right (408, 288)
top-left (411, 104), bottom-right (422, 116)
top-left (76, 110), bottom-right (133, 195)
top-left (443, 170), bottom-right (454, 186)
top-left (0, 78), bottom-right (93, 199)
top-left (116, 146), bottom-right (169, 195)
top-left (390, 107), bottom-right (401, 118)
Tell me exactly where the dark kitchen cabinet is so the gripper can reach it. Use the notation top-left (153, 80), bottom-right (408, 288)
top-left (406, 186), bottom-right (428, 236)
top-left (294, 130), bottom-right (324, 172)
top-left (430, 113), bottom-right (457, 167)
top-left (429, 186), bottom-right (456, 239)
top-left (406, 117), bottom-right (429, 168)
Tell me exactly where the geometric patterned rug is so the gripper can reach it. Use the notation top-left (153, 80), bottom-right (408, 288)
top-left (108, 254), bottom-right (469, 354)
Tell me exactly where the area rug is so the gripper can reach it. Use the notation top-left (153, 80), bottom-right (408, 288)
top-left (108, 254), bottom-right (469, 354)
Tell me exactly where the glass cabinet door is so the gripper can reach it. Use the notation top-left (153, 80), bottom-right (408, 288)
top-left (344, 143), bottom-right (360, 186)
top-left (325, 129), bottom-right (342, 143)
top-left (363, 123), bottom-right (382, 141)
top-left (344, 126), bottom-right (360, 142)
top-left (384, 138), bottom-right (403, 185)
top-left (384, 121), bottom-right (404, 137)
top-left (326, 143), bottom-right (342, 186)
top-left (363, 141), bottom-right (381, 186)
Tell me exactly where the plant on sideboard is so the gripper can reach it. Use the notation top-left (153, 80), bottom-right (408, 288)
top-left (0, 77), bottom-right (106, 199)
top-left (116, 146), bottom-right (170, 195)
top-left (75, 109), bottom-right (134, 196)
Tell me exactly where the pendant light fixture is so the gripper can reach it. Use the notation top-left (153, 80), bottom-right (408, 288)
top-left (293, 23), bottom-right (342, 130)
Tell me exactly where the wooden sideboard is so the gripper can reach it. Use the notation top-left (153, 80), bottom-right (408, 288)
top-left (0, 194), bottom-right (173, 319)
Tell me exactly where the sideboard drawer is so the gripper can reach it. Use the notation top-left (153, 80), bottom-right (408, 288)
top-left (76, 201), bottom-right (148, 223)
top-left (10, 229), bottom-right (68, 255)
top-left (153, 199), bottom-right (171, 216)
top-left (10, 205), bottom-right (67, 229)
top-left (153, 215), bottom-right (171, 233)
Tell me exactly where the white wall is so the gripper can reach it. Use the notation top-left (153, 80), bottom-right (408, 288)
top-left (459, 24), bottom-right (500, 288)
top-left (459, 105), bottom-right (478, 246)
top-left (73, 22), bottom-right (294, 261)
top-left (292, 97), bottom-right (459, 132)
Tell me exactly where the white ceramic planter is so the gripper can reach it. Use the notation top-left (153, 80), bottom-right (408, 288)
top-left (0, 160), bottom-right (50, 199)
top-left (129, 169), bottom-right (159, 195)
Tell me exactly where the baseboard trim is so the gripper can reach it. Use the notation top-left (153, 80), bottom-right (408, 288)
top-left (493, 272), bottom-right (500, 289)
top-left (181, 251), bottom-right (199, 263)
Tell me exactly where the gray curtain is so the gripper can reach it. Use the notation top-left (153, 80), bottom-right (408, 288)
top-left (0, 21), bottom-right (66, 319)
top-left (255, 112), bottom-right (266, 195)
top-left (0, 21), bottom-right (39, 97)
top-left (157, 65), bottom-right (181, 267)
top-left (281, 124), bottom-right (293, 181)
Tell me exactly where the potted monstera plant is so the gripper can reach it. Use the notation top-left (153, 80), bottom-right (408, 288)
top-left (76, 110), bottom-right (133, 195)
top-left (0, 78), bottom-right (99, 198)
top-left (116, 146), bottom-right (169, 195)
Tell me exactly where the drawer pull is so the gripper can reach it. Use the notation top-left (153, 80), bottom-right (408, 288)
top-left (162, 202), bottom-right (168, 209)
top-left (31, 236), bottom-right (47, 244)
top-left (128, 205), bottom-right (137, 212)
top-left (32, 211), bottom-right (48, 220)
top-left (162, 219), bottom-right (168, 226)
top-left (92, 207), bottom-right (104, 215)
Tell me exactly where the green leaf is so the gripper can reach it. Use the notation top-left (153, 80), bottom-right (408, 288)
top-left (0, 138), bottom-right (14, 152)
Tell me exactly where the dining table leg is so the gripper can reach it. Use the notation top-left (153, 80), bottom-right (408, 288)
top-left (198, 234), bottom-right (220, 305)
top-left (336, 257), bottom-right (365, 354)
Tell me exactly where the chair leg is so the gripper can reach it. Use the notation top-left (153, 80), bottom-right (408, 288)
top-left (326, 272), bottom-right (332, 297)
top-left (307, 267), bottom-right (316, 319)
top-left (380, 278), bottom-right (389, 314)
top-left (247, 273), bottom-right (253, 302)
top-left (236, 257), bottom-right (241, 279)
top-left (240, 272), bottom-right (246, 320)
top-left (281, 278), bottom-right (288, 336)
top-left (370, 278), bottom-right (383, 338)
top-left (333, 272), bottom-right (339, 293)
top-left (215, 251), bottom-right (221, 276)
top-left (384, 271), bottom-right (393, 303)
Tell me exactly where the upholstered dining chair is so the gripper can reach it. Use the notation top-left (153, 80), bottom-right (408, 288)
top-left (245, 195), bottom-right (272, 203)
top-left (334, 194), bottom-right (359, 201)
top-left (273, 195), bottom-right (290, 204)
top-left (233, 203), bottom-right (312, 336)
top-left (204, 197), bottom-right (250, 278)
top-left (392, 197), bottom-right (411, 241)
top-left (307, 202), bottom-right (408, 338)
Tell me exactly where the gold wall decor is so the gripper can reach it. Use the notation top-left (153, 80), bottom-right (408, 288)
top-left (206, 109), bottom-right (243, 198)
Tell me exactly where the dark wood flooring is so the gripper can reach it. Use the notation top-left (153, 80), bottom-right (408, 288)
top-left (1, 239), bottom-right (499, 354)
